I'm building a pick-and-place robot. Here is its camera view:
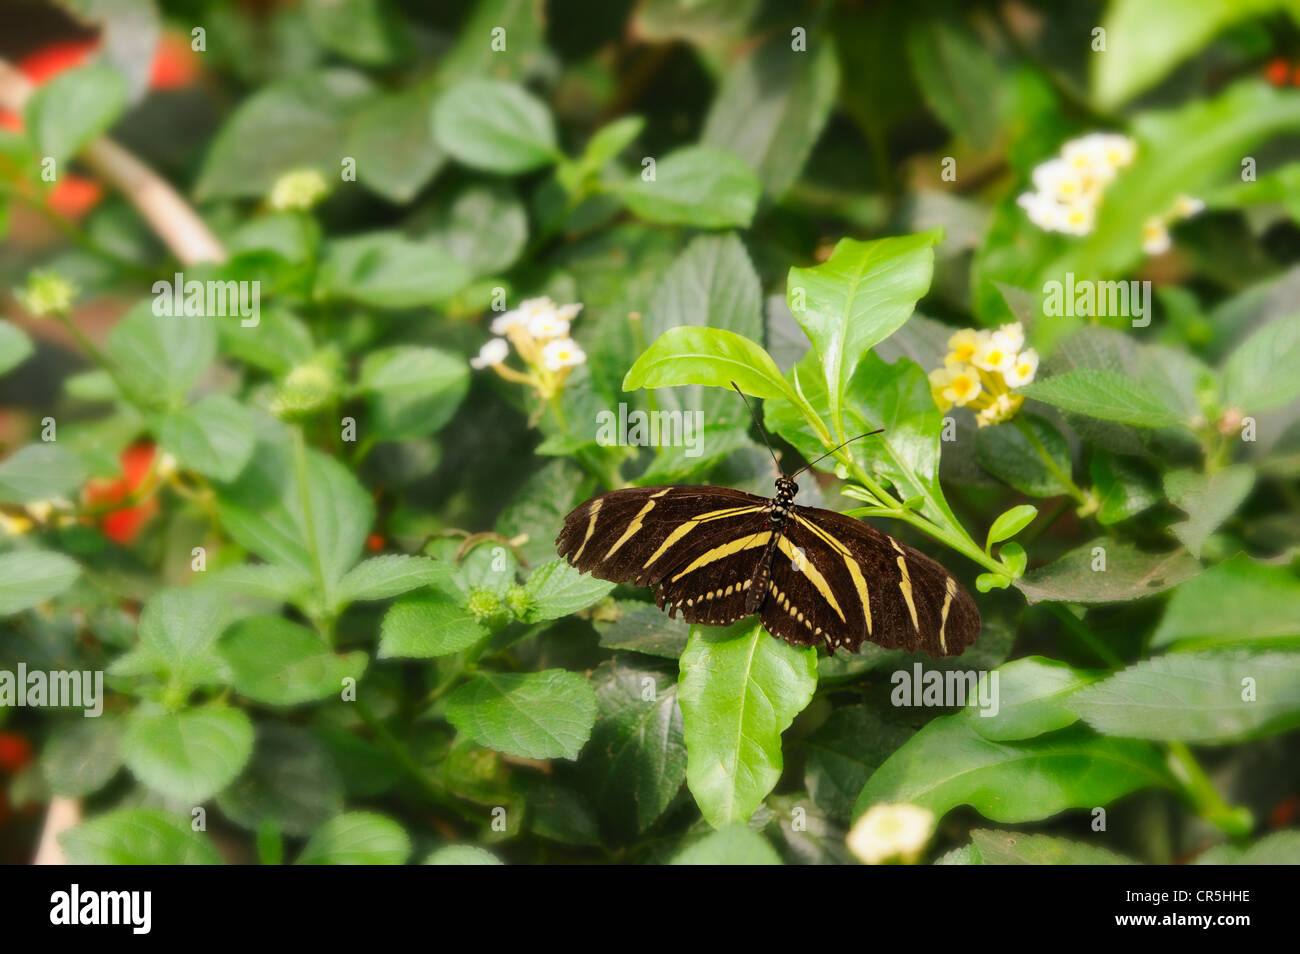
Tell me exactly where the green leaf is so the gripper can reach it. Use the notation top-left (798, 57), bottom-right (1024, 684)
top-left (358, 345), bottom-right (469, 439)
top-left (701, 35), bottom-right (840, 198)
top-left (1022, 370), bottom-right (1185, 428)
top-left (1090, 452), bottom-right (1160, 526)
top-left (121, 706), bottom-right (254, 803)
top-left (219, 616), bottom-right (367, 706)
top-left (975, 416), bottom-right (1073, 498)
top-left (986, 505), bottom-right (1038, 550)
top-left (803, 705), bottom-right (913, 820)
top-left (432, 79), bottom-right (559, 174)
top-left (1017, 540), bottom-right (1202, 605)
top-left (425, 183), bottom-right (528, 279)
top-left (159, 394), bottom-right (256, 482)
top-left (1068, 651), bottom-right (1300, 743)
top-left (594, 600), bottom-right (691, 659)
top-left (195, 69), bottom-right (375, 200)
top-left (966, 829), bottom-right (1135, 865)
top-left (0, 550), bottom-right (80, 615)
top-left (137, 587), bottom-right (238, 688)
top-left (671, 824), bottom-right (782, 865)
top-left (586, 659), bottom-right (687, 834)
top-left (26, 64), bottom-right (126, 162)
top-left (786, 231), bottom-right (939, 432)
top-left (318, 231), bottom-right (470, 308)
top-left (216, 724), bottom-right (344, 837)
top-left (905, 18), bottom-right (1001, 149)
top-left (445, 669), bottom-right (598, 761)
top-left (218, 442), bottom-right (373, 608)
top-left (41, 715), bottom-right (124, 797)
top-left (1221, 312), bottom-right (1300, 413)
top-left (379, 586), bottom-right (488, 658)
top-left (106, 300), bottom-right (217, 408)
top-left (966, 656), bottom-right (1102, 742)
top-left (678, 620), bottom-right (819, 828)
top-left (60, 809), bottom-right (223, 865)
top-left (1196, 830), bottom-right (1300, 865)
top-left (624, 326), bottom-right (795, 402)
top-left (1152, 555), bottom-right (1300, 650)
top-left (854, 717), bottom-right (1171, 823)
top-left (0, 443), bottom-right (86, 503)
top-left (424, 845), bottom-right (504, 865)
top-left (1092, 0), bottom-right (1294, 109)
top-left (296, 812), bottom-right (411, 865)
top-left (617, 145), bottom-right (760, 228)
top-left (522, 559), bottom-right (616, 623)
top-left (304, 0), bottom-right (410, 67)
top-left (335, 555), bottom-right (445, 605)
top-left (1164, 465), bottom-right (1255, 558)
top-left (0, 320), bottom-right (33, 376)
top-left (348, 80), bottom-right (445, 203)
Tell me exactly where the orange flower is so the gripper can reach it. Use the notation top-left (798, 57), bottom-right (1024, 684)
top-left (366, 533), bottom-right (386, 552)
top-left (83, 442), bottom-right (160, 545)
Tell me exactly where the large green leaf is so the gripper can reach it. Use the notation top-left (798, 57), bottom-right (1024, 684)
top-left (1022, 370), bottom-right (1186, 428)
top-left (678, 621), bottom-right (818, 828)
top-left (136, 587), bottom-right (238, 689)
top-left (671, 824), bottom-right (782, 865)
top-left (159, 394), bottom-right (256, 482)
top-left (0, 550), bottom-right (80, 615)
top-left (219, 616), bottom-right (367, 706)
top-left (1017, 540), bottom-right (1201, 604)
top-left (966, 656), bottom-right (1102, 743)
top-left (1220, 312), bottom-right (1300, 413)
top-left (358, 345), bottom-right (469, 439)
top-left (432, 79), bottom-right (559, 174)
top-left (1164, 465), bottom-right (1255, 558)
top-left (624, 326), bottom-right (795, 402)
top-left (905, 17), bottom-right (1001, 149)
top-left (121, 706), bottom-right (254, 803)
top-left (216, 724), bottom-right (344, 837)
top-left (522, 559), bottom-right (616, 623)
top-left (296, 812), bottom-right (411, 865)
top-left (445, 669), bottom-right (598, 760)
top-left (60, 809), bottom-right (223, 865)
top-left (0, 320), bottom-right (33, 376)
top-left (1152, 555), bottom-right (1300, 650)
top-left (1069, 651), bottom-right (1300, 743)
top-left (318, 231), bottom-right (470, 308)
top-left (378, 585), bottom-right (488, 658)
top-left (26, 64), bottom-right (127, 162)
top-left (106, 300), bottom-right (217, 408)
top-left (854, 717), bottom-right (1171, 823)
top-left (617, 145), bottom-right (760, 229)
top-left (803, 705), bottom-right (913, 820)
top-left (41, 715), bottom-right (124, 797)
top-left (701, 35), bottom-right (840, 197)
top-left (956, 829), bottom-right (1135, 865)
top-left (0, 444), bottom-right (86, 503)
top-left (585, 659), bottom-right (687, 834)
top-left (785, 231), bottom-right (939, 435)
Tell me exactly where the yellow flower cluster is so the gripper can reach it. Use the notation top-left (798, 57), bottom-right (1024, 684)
top-left (928, 322), bottom-right (1038, 427)
top-left (1141, 194), bottom-right (1206, 255)
top-left (470, 296), bottom-right (587, 401)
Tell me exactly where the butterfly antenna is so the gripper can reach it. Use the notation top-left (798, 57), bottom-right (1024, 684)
top-left (790, 429), bottom-right (885, 479)
top-left (730, 381), bottom-right (783, 473)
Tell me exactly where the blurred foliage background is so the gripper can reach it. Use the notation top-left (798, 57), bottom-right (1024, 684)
top-left (0, 0), bottom-right (1299, 865)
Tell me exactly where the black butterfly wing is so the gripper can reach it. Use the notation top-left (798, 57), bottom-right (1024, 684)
top-left (767, 506), bottom-right (980, 657)
top-left (556, 485), bottom-right (771, 589)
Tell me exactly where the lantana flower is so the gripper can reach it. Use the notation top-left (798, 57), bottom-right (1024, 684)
top-left (1141, 194), bottom-right (1206, 255)
top-left (1018, 133), bottom-right (1135, 237)
top-left (847, 803), bottom-right (936, 865)
top-left (470, 296), bottom-right (587, 402)
top-left (929, 322), bottom-right (1039, 427)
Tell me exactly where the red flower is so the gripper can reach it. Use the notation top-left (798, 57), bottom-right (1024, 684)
top-left (83, 442), bottom-right (160, 545)
top-left (1266, 57), bottom-right (1291, 86)
top-left (366, 533), bottom-right (386, 552)
top-left (0, 732), bottom-right (32, 773)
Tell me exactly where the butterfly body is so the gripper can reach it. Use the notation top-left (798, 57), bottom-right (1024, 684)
top-left (556, 478), bottom-right (980, 657)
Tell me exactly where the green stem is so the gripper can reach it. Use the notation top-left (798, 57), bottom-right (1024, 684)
top-left (291, 425), bottom-right (334, 633)
top-left (1166, 741), bottom-right (1253, 838)
top-left (1014, 416), bottom-right (1089, 507)
top-left (1045, 602), bottom-right (1123, 668)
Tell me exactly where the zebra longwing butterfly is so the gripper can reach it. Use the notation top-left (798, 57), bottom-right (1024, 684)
top-left (555, 388), bottom-right (980, 657)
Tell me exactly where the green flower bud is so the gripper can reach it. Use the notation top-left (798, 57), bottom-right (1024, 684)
top-left (17, 269), bottom-right (77, 318)
top-left (268, 168), bottom-right (330, 211)
top-left (466, 587), bottom-right (504, 625)
top-left (504, 584), bottom-right (531, 620)
top-left (272, 362), bottom-right (337, 419)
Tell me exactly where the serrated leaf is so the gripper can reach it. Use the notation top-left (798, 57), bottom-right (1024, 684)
top-left (0, 551), bottom-right (80, 615)
top-left (121, 707), bottom-right (254, 804)
top-left (671, 824), bottom-right (782, 865)
top-left (1152, 555), bottom-right (1300, 649)
top-left (296, 812), bottom-right (410, 865)
top-left (523, 559), bottom-right (616, 622)
top-left (158, 394), bottom-right (255, 482)
top-left (445, 669), bottom-right (597, 760)
top-left (219, 615), bottom-right (366, 706)
top-left (60, 809), bottom-right (223, 865)
top-left (379, 586), bottom-right (488, 658)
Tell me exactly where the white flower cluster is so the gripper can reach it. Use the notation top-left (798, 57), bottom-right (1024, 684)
top-left (928, 322), bottom-right (1038, 427)
top-left (847, 803), bottom-right (936, 865)
top-left (470, 296), bottom-right (587, 400)
top-left (1017, 133), bottom-right (1136, 236)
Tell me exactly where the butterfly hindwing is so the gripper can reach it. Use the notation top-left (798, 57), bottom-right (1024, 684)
top-left (780, 506), bottom-right (979, 657)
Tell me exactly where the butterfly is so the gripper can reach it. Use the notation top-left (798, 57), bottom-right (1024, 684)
top-left (555, 386), bottom-right (980, 657)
